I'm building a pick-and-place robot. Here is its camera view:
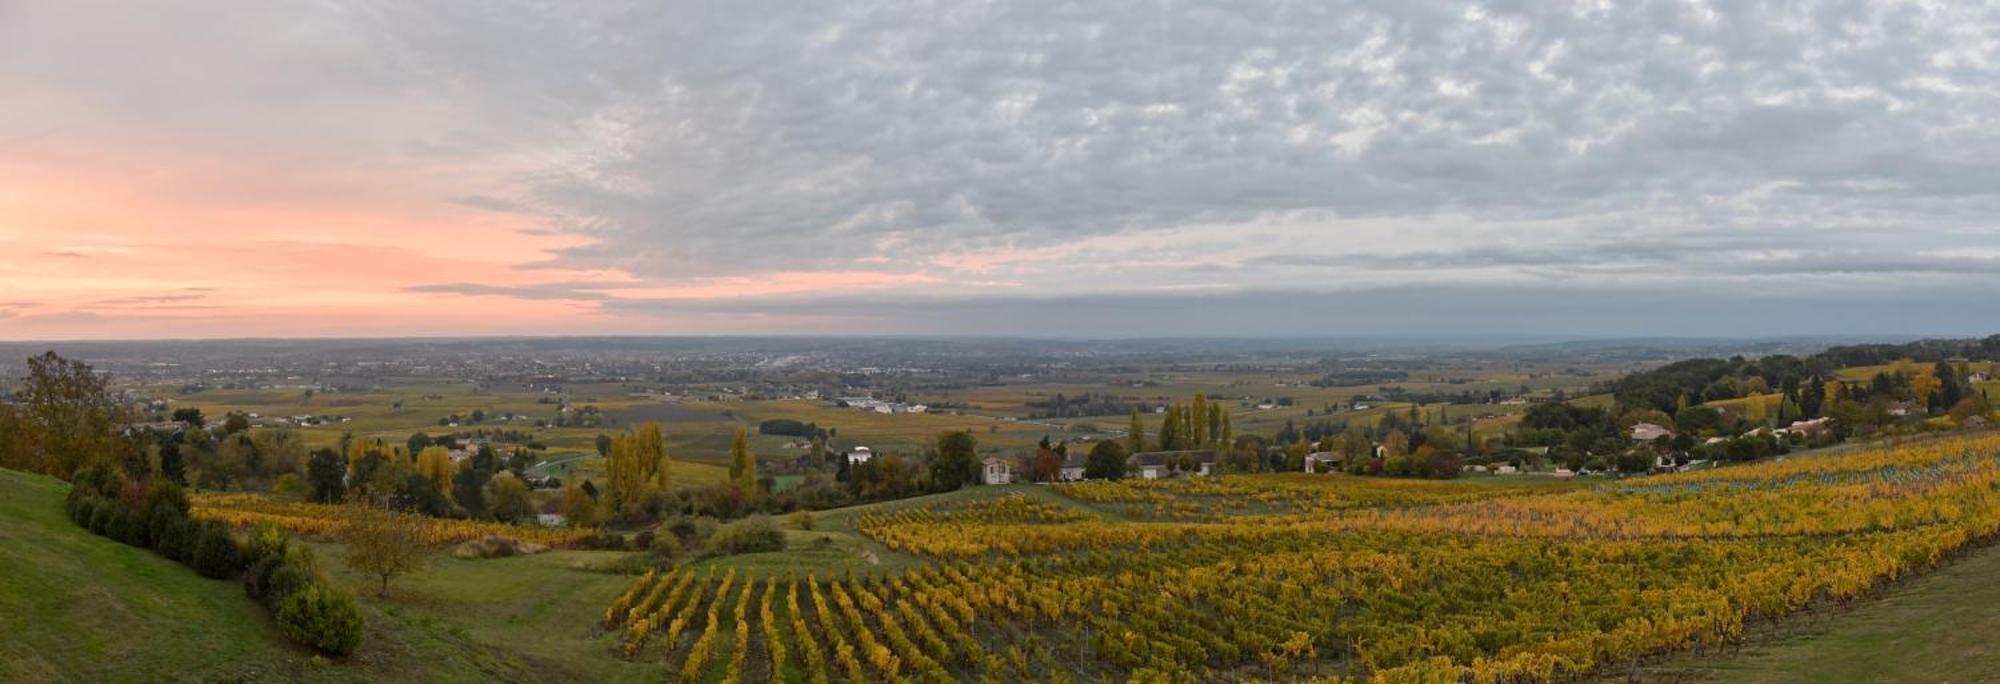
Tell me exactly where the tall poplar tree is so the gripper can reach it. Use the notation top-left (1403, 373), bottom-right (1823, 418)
top-left (1128, 408), bottom-right (1146, 454)
top-left (729, 428), bottom-right (759, 492)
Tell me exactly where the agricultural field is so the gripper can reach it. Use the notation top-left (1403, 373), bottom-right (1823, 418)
top-left (604, 432), bottom-right (2000, 682)
top-left (138, 356), bottom-right (1619, 483)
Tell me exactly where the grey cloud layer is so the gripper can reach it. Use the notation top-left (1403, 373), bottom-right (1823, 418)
top-left (367, 0), bottom-right (2000, 283)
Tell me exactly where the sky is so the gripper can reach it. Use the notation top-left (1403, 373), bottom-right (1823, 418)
top-left (2, 0), bottom-right (1998, 340)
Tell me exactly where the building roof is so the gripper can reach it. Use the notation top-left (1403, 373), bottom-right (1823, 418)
top-left (1130, 449), bottom-right (1215, 467)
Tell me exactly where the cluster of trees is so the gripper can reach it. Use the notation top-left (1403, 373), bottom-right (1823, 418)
top-left (756, 419), bottom-right (826, 438)
top-left (1308, 369), bottom-right (1409, 387)
top-left (1025, 392), bottom-right (1132, 419)
top-left (1143, 393), bottom-right (1234, 452)
top-left (302, 435), bottom-right (537, 528)
top-left (552, 405), bottom-right (605, 428)
top-left (1813, 335), bottom-right (2000, 367)
top-left (1606, 356), bottom-right (1818, 414)
top-left (1312, 410), bottom-right (1467, 479)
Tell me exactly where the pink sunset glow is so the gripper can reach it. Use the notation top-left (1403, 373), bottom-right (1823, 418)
top-left (0, 139), bottom-right (963, 339)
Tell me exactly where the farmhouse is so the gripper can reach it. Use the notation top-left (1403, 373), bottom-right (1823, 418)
top-left (1786, 417), bottom-right (1833, 438)
top-left (1629, 422), bottom-right (1673, 441)
top-left (846, 446), bottom-right (875, 464)
top-left (982, 456), bottom-right (1014, 485)
top-left (1126, 450), bottom-right (1217, 479)
top-left (1059, 453), bottom-right (1088, 482)
top-left (1303, 451), bottom-right (1342, 473)
top-left (1131, 452), bottom-right (1173, 479)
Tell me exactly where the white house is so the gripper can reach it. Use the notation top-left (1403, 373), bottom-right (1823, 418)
top-left (846, 446), bottom-right (875, 464)
top-left (982, 456), bottom-right (1013, 485)
top-left (1059, 453), bottom-right (1088, 482)
top-left (1786, 417), bottom-right (1833, 438)
top-left (1303, 452), bottom-right (1342, 474)
top-left (1629, 422), bottom-right (1674, 442)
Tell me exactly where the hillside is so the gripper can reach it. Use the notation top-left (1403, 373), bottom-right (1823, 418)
top-left (0, 469), bottom-right (304, 682)
top-left (0, 468), bottom-right (662, 683)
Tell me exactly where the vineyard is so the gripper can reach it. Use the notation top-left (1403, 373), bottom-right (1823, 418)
top-left (191, 493), bottom-right (595, 547)
top-left (604, 433), bottom-right (2000, 682)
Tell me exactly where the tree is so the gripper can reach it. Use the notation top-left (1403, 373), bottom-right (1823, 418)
top-left (19, 351), bottom-right (124, 478)
top-left (158, 442), bottom-right (188, 485)
top-left (304, 448), bottom-right (346, 503)
top-left (406, 432), bottom-right (433, 456)
top-left (486, 472), bottom-right (532, 523)
top-left (605, 423), bottom-right (671, 517)
top-left (1127, 408), bottom-right (1145, 454)
top-left (452, 462), bottom-right (491, 518)
top-left (171, 407), bottom-right (205, 427)
top-left (0, 403), bottom-right (27, 473)
top-left (341, 505), bottom-right (425, 597)
top-left (1157, 405), bottom-right (1182, 451)
top-left (559, 480), bottom-right (600, 528)
top-left (1032, 446), bottom-right (1062, 482)
top-left (1084, 440), bottom-right (1127, 480)
top-left (1191, 394), bottom-right (1209, 446)
top-left (728, 428), bottom-right (759, 493)
top-left (594, 434), bottom-right (613, 458)
top-left (223, 413), bottom-right (252, 435)
top-left (931, 431), bottom-right (979, 491)
top-left (390, 474), bottom-right (450, 517)
top-left (415, 446), bottom-right (455, 502)
top-left (1910, 367), bottom-right (1941, 413)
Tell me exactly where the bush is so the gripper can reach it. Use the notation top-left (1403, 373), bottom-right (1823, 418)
top-left (247, 547), bottom-right (318, 607)
top-left (149, 509), bottom-right (186, 553)
top-left (586, 530), bottom-right (627, 551)
top-left (70, 463), bottom-right (123, 503)
top-left (87, 499), bottom-right (115, 536)
top-left (241, 523), bottom-right (287, 568)
top-left (265, 560), bottom-right (317, 607)
top-left (276, 584), bottom-right (364, 656)
top-left (161, 517), bottom-right (200, 563)
top-left (191, 523), bottom-right (244, 579)
top-left (68, 494), bottom-right (98, 527)
top-left (245, 553), bottom-right (285, 603)
top-left (789, 509), bottom-right (815, 531)
top-left (142, 481), bottom-right (191, 519)
top-left (666, 515), bottom-right (719, 546)
top-left (704, 515), bottom-right (785, 557)
top-left (113, 507), bottom-right (148, 547)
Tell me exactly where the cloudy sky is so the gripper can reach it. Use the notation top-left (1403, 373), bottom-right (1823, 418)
top-left (3, 0), bottom-right (1997, 339)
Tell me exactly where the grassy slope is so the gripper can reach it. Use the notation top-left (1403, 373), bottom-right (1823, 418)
top-left (301, 543), bottom-right (659, 683)
top-left (0, 469), bottom-right (305, 683)
top-left (0, 467), bottom-right (665, 682)
top-left (1609, 540), bottom-right (2000, 683)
